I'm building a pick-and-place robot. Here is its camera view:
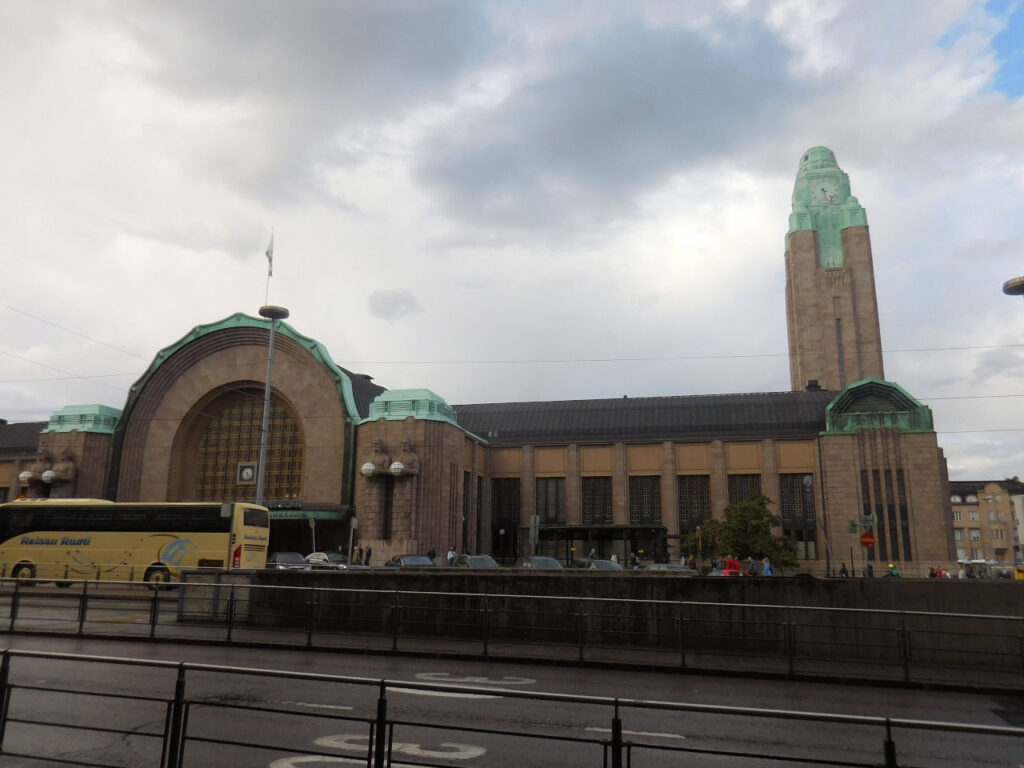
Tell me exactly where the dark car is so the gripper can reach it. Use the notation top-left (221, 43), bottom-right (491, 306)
top-left (515, 556), bottom-right (564, 570)
top-left (267, 551), bottom-right (310, 570)
top-left (454, 554), bottom-right (500, 569)
top-left (384, 554), bottom-right (436, 568)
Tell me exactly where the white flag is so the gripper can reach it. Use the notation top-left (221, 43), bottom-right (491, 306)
top-left (265, 233), bottom-right (274, 276)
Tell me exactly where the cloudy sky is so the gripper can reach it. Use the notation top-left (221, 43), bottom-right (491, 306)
top-left (2, 0), bottom-right (1023, 481)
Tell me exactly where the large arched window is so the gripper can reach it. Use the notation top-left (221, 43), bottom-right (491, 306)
top-left (193, 395), bottom-right (303, 502)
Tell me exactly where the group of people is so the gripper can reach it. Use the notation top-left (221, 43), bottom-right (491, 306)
top-left (348, 544), bottom-right (372, 566)
top-left (425, 546), bottom-right (459, 566)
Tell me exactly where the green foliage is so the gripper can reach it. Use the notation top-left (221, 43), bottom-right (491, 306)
top-left (681, 494), bottom-right (798, 571)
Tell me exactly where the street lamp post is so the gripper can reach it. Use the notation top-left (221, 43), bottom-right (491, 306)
top-left (255, 304), bottom-right (290, 507)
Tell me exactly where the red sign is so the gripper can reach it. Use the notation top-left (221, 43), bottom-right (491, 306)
top-left (860, 532), bottom-right (876, 547)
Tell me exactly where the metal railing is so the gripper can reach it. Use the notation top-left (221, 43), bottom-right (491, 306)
top-left (0, 647), bottom-right (1021, 767)
top-left (1, 577), bottom-right (1022, 691)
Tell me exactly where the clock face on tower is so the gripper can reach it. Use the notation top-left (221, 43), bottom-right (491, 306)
top-left (810, 177), bottom-right (840, 205)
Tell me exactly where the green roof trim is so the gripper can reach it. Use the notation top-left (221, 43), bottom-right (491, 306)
top-left (120, 313), bottom-right (362, 426)
top-left (364, 388), bottom-right (459, 426)
top-left (44, 405), bottom-right (122, 434)
top-left (787, 146), bottom-right (868, 268)
top-left (824, 379), bottom-right (934, 434)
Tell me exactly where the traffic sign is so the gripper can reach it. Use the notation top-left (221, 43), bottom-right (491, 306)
top-left (860, 532), bottom-right (875, 547)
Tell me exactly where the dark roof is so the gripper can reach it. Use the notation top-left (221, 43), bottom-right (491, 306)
top-left (949, 479), bottom-right (1024, 496)
top-left (453, 391), bottom-right (835, 446)
top-left (0, 421), bottom-right (46, 458)
top-left (343, 371), bottom-right (387, 418)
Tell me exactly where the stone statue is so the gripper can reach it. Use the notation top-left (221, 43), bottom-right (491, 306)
top-left (370, 439), bottom-right (390, 474)
top-left (49, 448), bottom-right (78, 498)
top-left (24, 449), bottom-right (53, 499)
top-left (397, 439), bottom-right (419, 475)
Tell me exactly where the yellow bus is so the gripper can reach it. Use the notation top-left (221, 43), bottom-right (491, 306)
top-left (0, 499), bottom-right (270, 586)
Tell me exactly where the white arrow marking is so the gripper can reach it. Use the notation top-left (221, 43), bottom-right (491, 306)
top-left (314, 733), bottom-right (486, 760)
top-left (586, 726), bottom-right (686, 740)
top-left (279, 700), bottom-right (353, 712)
top-left (415, 672), bottom-right (536, 686)
top-left (389, 686), bottom-right (498, 699)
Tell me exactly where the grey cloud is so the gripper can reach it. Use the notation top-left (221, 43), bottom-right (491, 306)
top-left (416, 19), bottom-right (801, 234)
top-left (121, 1), bottom-right (500, 200)
top-left (368, 290), bottom-right (423, 321)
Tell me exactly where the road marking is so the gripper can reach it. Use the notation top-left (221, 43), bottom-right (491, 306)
top-left (415, 672), bottom-right (536, 686)
top-left (279, 700), bottom-right (353, 712)
top-left (390, 686), bottom-right (498, 699)
top-left (586, 726), bottom-right (686, 740)
top-left (314, 733), bottom-right (486, 759)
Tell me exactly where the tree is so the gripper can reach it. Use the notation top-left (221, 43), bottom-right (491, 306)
top-left (681, 494), bottom-right (797, 572)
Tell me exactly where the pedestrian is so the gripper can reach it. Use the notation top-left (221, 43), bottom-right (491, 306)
top-left (427, 546), bottom-right (436, 563)
top-left (957, 564), bottom-right (966, 580)
top-left (865, 562), bottom-right (874, 578)
top-left (447, 545), bottom-right (456, 567)
top-left (746, 557), bottom-right (758, 576)
top-left (839, 563), bottom-right (849, 578)
top-left (588, 547), bottom-right (597, 560)
top-left (761, 557), bottom-right (774, 577)
top-left (363, 546), bottom-right (372, 566)
top-left (353, 544), bottom-right (363, 565)
top-left (935, 566), bottom-right (945, 578)
top-left (885, 562), bottom-right (900, 577)
top-left (927, 567), bottom-right (936, 578)
top-left (610, 553), bottom-right (618, 564)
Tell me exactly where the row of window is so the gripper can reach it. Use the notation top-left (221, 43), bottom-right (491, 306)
top-left (951, 493), bottom-right (1005, 504)
top-left (952, 509), bottom-right (1005, 522)
top-left (953, 528), bottom-right (1006, 542)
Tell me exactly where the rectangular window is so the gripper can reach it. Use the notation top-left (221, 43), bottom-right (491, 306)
top-left (953, 528), bottom-right (964, 541)
top-left (629, 476), bottom-right (661, 524)
top-left (779, 474), bottom-right (816, 560)
top-left (581, 477), bottom-right (613, 524)
top-left (491, 478), bottom-right (521, 525)
top-left (956, 547), bottom-right (967, 561)
top-left (536, 478), bottom-right (566, 524)
top-left (971, 547), bottom-right (984, 560)
top-left (992, 528), bottom-right (1004, 541)
top-left (969, 528), bottom-right (981, 541)
top-left (952, 509), bottom-right (962, 522)
top-left (678, 475), bottom-right (710, 531)
top-left (968, 509), bottom-right (979, 521)
top-left (860, 471), bottom-right (875, 562)
top-left (727, 474), bottom-right (761, 505)
top-left (896, 470), bottom-right (911, 561)
top-left (0, 487), bottom-right (7, 504)
top-left (872, 470), bottom-right (888, 562)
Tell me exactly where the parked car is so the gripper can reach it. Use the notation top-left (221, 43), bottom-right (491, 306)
top-left (384, 554), bottom-right (436, 568)
top-left (454, 554), bottom-right (500, 569)
top-left (587, 558), bottom-right (624, 571)
top-left (305, 551), bottom-right (349, 570)
top-left (515, 556), bottom-right (564, 570)
top-left (645, 563), bottom-right (698, 576)
top-left (266, 551), bottom-right (311, 570)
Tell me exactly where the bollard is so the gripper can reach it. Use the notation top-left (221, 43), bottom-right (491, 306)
top-left (149, 585), bottom-right (160, 639)
top-left (0, 651), bottom-right (11, 751)
top-left (8, 582), bottom-right (19, 633)
top-left (481, 598), bottom-right (490, 656)
top-left (391, 591), bottom-right (401, 652)
top-left (610, 700), bottom-right (624, 768)
top-left (883, 718), bottom-right (898, 767)
top-left (226, 585), bottom-right (236, 643)
top-left (165, 664), bottom-right (188, 768)
top-left (373, 681), bottom-right (388, 768)
top-left (678, 603), bottom-right (687, 669)
top-left (77, 581), bottom-right (89, 635)
top-left (306, 587), bottom-right (318, 647)
top-left (577, 598), bottom-right (586, 662)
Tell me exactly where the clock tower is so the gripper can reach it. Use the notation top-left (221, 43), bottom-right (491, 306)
top-left (785, 146), bottom-right (884, 391)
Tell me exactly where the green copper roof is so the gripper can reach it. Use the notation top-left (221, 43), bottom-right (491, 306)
top-left (122, 313), bottom-right (364, 424)
top-left (824, 379), bottom-right (934, 434)
top-left (365, 388), bottom-right (459, 426)
top-left (44, 404), bottom-right (122, 434)
top-left (787, 146), bottom-right (868, 268)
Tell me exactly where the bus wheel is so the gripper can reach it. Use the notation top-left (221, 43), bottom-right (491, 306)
top-left (144, 566), bottom-right (170, 590)
top-left (11, 564), bottom-right (36, 584)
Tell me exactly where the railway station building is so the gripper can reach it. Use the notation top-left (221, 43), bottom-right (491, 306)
top-left (0, 148), bottom-right (957, 574)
